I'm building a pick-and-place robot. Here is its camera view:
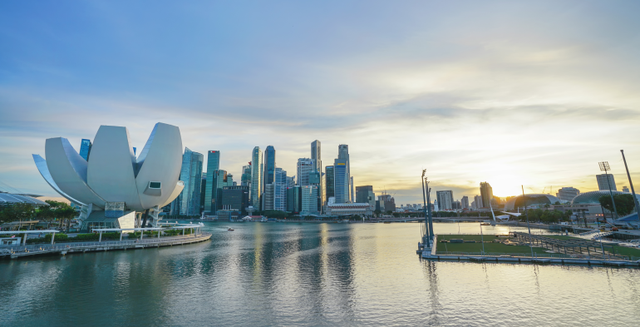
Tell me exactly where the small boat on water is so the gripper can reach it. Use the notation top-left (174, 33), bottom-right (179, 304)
top-left (228, 227), bottom-right (234, 231)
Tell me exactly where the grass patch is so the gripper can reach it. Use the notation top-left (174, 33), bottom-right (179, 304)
top-left (609, 245), bottom-right (640, 259)
top-left (436, 234), bottom-right (563, 257)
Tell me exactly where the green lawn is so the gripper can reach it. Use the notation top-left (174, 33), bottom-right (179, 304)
top-left (436, 234), bottom-right (558, 256)
top-left (609, 245), bottom-right (640, 259)
top-left (521, 234), bottom-right (640, 259)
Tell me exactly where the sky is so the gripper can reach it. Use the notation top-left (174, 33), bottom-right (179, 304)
top-left (1, 0), bottom-right (640, 205)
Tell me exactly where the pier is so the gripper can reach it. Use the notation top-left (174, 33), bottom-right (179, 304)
top-left (0, 224), bottom-right (212, 260)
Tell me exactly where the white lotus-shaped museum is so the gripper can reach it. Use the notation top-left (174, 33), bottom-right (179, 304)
top-left (33, 122), bottom-right (184, 228)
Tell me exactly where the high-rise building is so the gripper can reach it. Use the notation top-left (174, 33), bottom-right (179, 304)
top-left (264, 146), bottom-right (276, 189)
top-left (473, 195), bottom-right (483, 210)
top-left (178, 148), bottom-right (203, 216)
top-left (200, 174), bottom-right (206, 214)
top-left (297, 158), bottom-right (313, 186)
top-left (350, 177), bottom-right (355, 203)
top-left (596, 174), bottom-right (617, 191)
top-left (301, 185), bottom-right (319, 215)
top-left (479, 182), bottom-right (493, 208)
top-left (250, 147), bottom-right (263, 209)
top-left (338, 144), bottom-right (351, 201)
top-left (263, 183), bottom-right (275, 211)
top-left (325, 166), bottom-right (335, 200)
top-left (311, 140), bottom-right (322, 173)
top-left (356, 185), bottom-right (373, 203)
top-left (79, 139), bottom-right (92, 161)
top-left (285, 176), bottom-right (295, 188)
top-left (556, 187), bottom-right (580, 202)
top-left (241, 165), bottom-right (251, 187)
top-left (436, 190), bottom-right (454, 210)
top-left (356, 185), bottom-right (375, 209)
top-left (334, 159), bottom-right (349, 203)
top-left (274, 168), bottom-right (287, 211)
top-left (623, 186), bottom-right (630, 193)
top-left (378, 194), bottom-right (396, 212)
top-left (287, 186), bottom-right (301, 213)
top-left (209, 170), bottom-right (229, 213)
top-left (461, 196), bottom-right (470, 210)
top-left (311, 140), bottom-right (323, 213)
top-left (204, 150), bottom-right (221, 213)
top-left (220, 186), bottom-right (250, 214)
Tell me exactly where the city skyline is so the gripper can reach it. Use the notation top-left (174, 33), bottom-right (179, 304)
top-left (1, 1), bottom-right (640, 204)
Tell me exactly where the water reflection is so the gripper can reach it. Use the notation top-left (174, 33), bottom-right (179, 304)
top-left (1, 222), bottom-right (640, 326)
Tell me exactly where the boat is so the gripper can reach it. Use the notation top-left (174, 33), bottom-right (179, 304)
top-left (228, 227), bottom-right (234, 231)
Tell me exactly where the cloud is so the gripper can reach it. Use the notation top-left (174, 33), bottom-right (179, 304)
top-left (1, 0), bottom-right (640, 203)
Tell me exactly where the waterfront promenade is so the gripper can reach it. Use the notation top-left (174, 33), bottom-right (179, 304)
top-left (0, 232), bottom-right (212, 259)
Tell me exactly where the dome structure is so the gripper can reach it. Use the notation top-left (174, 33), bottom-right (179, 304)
top-left (571, 190), bottom-right (640, 205)
top-left (32, 123), bottom-right (184, 215)
top-left (0, 192), bottom-right (48, 206)
top-left (504, 194), bottom-right (561, 211)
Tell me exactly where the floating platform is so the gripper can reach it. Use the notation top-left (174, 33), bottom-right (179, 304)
top-left (420, 251), bottom-right (640, 268)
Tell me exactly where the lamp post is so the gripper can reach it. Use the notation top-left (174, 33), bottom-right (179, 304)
top-left (421, 170), bottom-right (429, 246)
top-left (598, 161), bottom-right (618, 219)
top-left (621, 150), bottom-right (640, 218)
top-left (421, 169), bottom-right (434, 247)
top-left (426, 176), bottom-right (434, 242)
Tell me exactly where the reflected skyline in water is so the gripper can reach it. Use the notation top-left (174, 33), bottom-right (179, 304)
top-left (1, 222), bottom-right (639, 326)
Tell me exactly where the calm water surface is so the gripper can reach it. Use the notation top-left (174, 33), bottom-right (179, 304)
top-left (1, 222), bottom-right (639, 326)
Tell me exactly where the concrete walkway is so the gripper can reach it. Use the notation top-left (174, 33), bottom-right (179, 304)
top-left (1, 233), bottom-right (212, 259)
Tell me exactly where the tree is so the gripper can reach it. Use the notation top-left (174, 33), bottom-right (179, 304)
top-left (0, 203), bottom-right (36, 227)
top-left (599, 194), bottom-right (636, 216)
top-left (262, 210), bottom-right (287, 219)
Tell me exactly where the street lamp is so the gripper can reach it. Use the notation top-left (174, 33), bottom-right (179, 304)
top-left (598, 161), bottom-right (618, 219)
top-left (421, 169), bottom-right (428, 245)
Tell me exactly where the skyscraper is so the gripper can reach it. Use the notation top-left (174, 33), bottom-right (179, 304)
top-left (79, 139), bottom-right (92, 161)
top-left (334, 158), bottom-right (349, 203)
top-left (300, 185), bottom-right (319, 215)
top-left (356, 185), bottom-right (372, 203)
top-left (479, 182), bottom-right (493, 208)
top-left (251, 147), bottom-right (263, 209)
top-left (334, 144), bottom-right (351, 203)
top-left (204, 150), bottom-right (221, 214)
top-left (473, 195), bottom-right (483, 210)
top-left (436, 190), bottom-right (454, 210)
top-left (311, 140), bottom-right (323, 213)
top-left (210, 170), bottom-right (229, 213)
top-left (178, 148), bottom-right (203, 216)
top-left (264, 145), bottom-right (276, 188)
top-left (356, 185), bottom-right (375, 209)
top-left (461, 196), bottom-right (470, 210)
top-left (296, 158), bottom-right (313, 186)
top-left (350, 177), bottom-right (354, 203)
top-left (325, 166), bottom-right (335, 200)
top-left (311, 140), bottom-right (322, 173)
top-left (596, 174), bottom-right (617, 191)
top-left (274, 168), bottom-right (287, 211)
top-left (241, 165), bottom-right (251, 187)
top-left (556, 187), bottom-right (580, 202)
top-left (263, 183), bottom-right (275, 211)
